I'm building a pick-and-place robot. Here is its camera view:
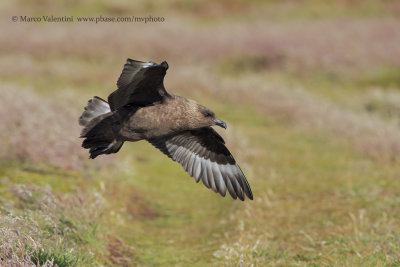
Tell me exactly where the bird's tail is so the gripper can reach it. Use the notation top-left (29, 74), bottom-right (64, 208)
top-left (79, 96), bottom-right (124, 159)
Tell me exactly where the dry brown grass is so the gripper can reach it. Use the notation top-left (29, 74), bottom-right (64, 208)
top-left (1, 16), bottom-right (399, 72)
top-left (106, 236), bottom-right (135, 267)
top-left (0, 240), bottom-right (56, 267)
top-left (203, 74), bottom-right (400, 162)
top-left (125, 194), bottom-right (159, 219)
top-left (0, 85), bottom-right (115, 170)
top-left (0, 178), bottom-right (105, 265)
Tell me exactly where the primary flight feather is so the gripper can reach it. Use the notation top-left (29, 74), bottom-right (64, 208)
top-left (79, 59), bottom-right (253, 201)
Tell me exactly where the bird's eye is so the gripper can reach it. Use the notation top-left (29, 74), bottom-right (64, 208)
top-left (202, 110), bottom-right (213, 118)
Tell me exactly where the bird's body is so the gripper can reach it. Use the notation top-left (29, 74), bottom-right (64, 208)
top-left (79, 59), bottom-right (253, 201)
top-left (120, 95), bottom-right (209, 140)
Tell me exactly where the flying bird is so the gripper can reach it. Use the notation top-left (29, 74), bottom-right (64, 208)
top-left (79, 59), bottom-right (253, 201)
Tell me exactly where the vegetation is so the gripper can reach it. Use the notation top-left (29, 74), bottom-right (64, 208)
top-left (1, 0), bottom-right (400, 266)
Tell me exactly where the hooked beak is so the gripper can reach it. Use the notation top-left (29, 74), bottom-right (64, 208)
top-left (214, 118), bottom-right (227, 129)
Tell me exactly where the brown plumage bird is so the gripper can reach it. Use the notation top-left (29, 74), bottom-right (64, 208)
top-left (79, 59), bottom-right (253, 201)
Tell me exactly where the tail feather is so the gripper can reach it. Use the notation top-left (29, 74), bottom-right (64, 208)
top-left (80, 112), bottom-right (111, 138)
top-left (79, 96), bottom-right (124, 159)
top-left (85, 139), bottom-right (124, 159)
top-left (79, 96), bottom-right (110, 127)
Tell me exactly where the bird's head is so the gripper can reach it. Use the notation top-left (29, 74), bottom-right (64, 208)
top-left (192, 105), bottom-right (227, 129)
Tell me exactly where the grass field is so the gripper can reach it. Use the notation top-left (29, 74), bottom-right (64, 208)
top-left (1, 1), bottom-right (400, 266)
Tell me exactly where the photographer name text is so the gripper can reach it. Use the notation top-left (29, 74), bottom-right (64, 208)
top-left (12, 15), bottom-right (165, 23)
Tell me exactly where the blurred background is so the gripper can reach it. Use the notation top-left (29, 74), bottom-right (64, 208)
top-left (1, 0), bottom-right (400, 266)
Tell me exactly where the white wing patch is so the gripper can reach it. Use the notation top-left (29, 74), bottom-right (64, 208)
top-left (165, 142), bottom-right (247, 200)
top-left (142, 62), bottom-right (156, 68)
top-left (149, 129), bottom-right (253, 201)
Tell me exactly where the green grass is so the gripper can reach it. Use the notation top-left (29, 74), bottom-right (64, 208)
top-left (0, 162), bottom-right (81, 193)
top-left (21, 102), bottom-right (400, 265)
top-left (31, 248), bottom-right (78, 267)
top-left (3, 72), bottom-right (400, 266)
top-left (2, 57), bottom-right (400, 266)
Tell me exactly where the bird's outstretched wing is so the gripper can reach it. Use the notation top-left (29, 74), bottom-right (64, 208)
top-left (148, 127), bottom-right (253, 201)
top-left (108, 59), bottom-right (170, 111)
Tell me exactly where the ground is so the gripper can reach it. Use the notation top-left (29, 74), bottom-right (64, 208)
top-left (1, 1), bottom-right (400, 266)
